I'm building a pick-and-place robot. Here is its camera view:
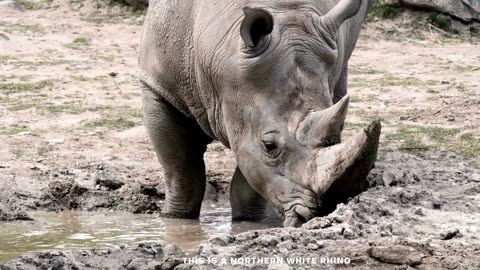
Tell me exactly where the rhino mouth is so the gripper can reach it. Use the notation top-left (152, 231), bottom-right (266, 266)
top-left (281, 120), bottom-right (381, 227)
top-left (281, 193), bottom-right (318, 228)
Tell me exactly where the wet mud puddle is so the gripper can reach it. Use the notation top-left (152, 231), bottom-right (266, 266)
top-left (0, 203), bottom-right (277, 262)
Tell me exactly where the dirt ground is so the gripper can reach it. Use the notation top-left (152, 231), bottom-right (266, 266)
top-left (1, 0), bottom-right (479, 269)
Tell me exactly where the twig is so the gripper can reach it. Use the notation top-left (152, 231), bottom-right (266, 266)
top-left (399, 147), bottom-right (430, 151)
top-left (427, 23), bottom-right (450, 36)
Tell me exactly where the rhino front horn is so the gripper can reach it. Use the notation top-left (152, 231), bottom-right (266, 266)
top-left (312, 120), bottom-right (381, 215)
top-left (320, 0), bottom-right (362, 35)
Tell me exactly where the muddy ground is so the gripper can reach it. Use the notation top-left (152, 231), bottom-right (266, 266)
top-left (1, 0), bottom-right (479, 269)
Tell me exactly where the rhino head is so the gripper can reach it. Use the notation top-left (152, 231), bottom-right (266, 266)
top-left (221, 0), bottom-right (379, 227)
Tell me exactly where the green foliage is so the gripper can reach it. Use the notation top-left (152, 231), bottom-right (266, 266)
top-left (108, 0), bottom-right (146, 12)
top-left (367, 0), bottom-right (402, 21)
top-left (427, 13), bottom-right (452, 32)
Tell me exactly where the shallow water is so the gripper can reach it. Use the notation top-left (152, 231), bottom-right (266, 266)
top-left (0, 203), bottom-right (278, 262)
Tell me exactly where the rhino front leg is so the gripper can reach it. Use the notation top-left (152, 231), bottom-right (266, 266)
top-left (333, 66), bottom-right (348, 104)
top-left (142, 88), bottom-right (212, 218)
top-left (230, 167), bottom-right (269, 221)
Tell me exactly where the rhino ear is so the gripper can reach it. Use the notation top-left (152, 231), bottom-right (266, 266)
top-left (240, 7), bottom-right (273, 48)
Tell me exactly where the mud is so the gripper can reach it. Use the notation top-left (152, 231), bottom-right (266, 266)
top-left (2, 150), bottom-right (479, 269)
top-left (0, 242), bottom-right (185, 270)
top-left (0, 197), bottom-right (33, 222)
top-left (1, 0), bottom-right (480, 269)
top-left (191, 150), bottom-right (480, 269)
top-left (0, 162), bottom-right (229, 215)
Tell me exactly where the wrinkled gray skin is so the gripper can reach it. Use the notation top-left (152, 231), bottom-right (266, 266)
top-left (139, 0), bottom-right (378, 227)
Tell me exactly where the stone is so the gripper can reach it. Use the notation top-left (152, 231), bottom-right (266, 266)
top-left (258, 235), bottom-right (279, 247)
top-left (302, 217), bottom-right (332, 229)
top-left (47, 138), bottom-right (64, 145)
top-left (385, 0), bottom-right (480, 22)
top-left (368, 245), bottom-right (423, 266)
top-left (0, 0), bottom-right (25, 11)
top-left (95, 171), bottom-right (125, 190)
top-left (383, 172), bottom-right (397, 186)
top-left (307, 243), bottom-right (319, 250)
top-left (440, 228), bottom-right (460, 240)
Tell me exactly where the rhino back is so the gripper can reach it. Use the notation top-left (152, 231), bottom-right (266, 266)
top-left (138, 0), bottom-right (370, 144)
top-left (138, 0), bottom-right (199, 116)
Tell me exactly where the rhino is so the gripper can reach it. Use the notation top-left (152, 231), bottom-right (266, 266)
top-left (138, 0), bottom-right (380, 227)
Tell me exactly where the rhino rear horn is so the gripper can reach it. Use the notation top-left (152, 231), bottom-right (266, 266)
top-left (296, 95), bottom-right (349, 146)
top-left (320, 0), bottom-right (362, 35)
top-left (241, 7), bottom-right (274, 48)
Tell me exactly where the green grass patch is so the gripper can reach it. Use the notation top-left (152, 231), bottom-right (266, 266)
top-left (0, 33), bottom-right (9, 40)
top-left (350, 77), bottom-right (370, 88)
top-left (70, 75), bottom-right (109, 83)
top-left (351, 74), bottom-right (436, 89)
top-left (0, 21), bottom-right (45, 33)
top-left (377, 74), bottom-right (432, 87)
top-left (0, 55), bottom-right (17, 64)
top-left (82, 106), bottom-right (143, 130)
top-left (0, 124), bottom-right (30, 135)
top-left (350, 95), bottom-right (363, 103)
top-left (387, 125), bottom-right (480, 157)
top-left (38, 143), bottom-right (54, 156)
top-left (68, 37), bottom-right (92, 48)
top-left (453, 65), bottom-right (478, 73)
top-left (0, 80), bottom-right (54, 94)
top-left (16, 0), bottom-right (42, 9)
top-left (350, 68), bottom-right (384, 75)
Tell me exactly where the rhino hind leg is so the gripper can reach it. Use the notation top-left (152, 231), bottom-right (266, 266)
top-left (230, 168), bottom-right (269, 221)
top-left (142, 88), bottom-right (212, 218)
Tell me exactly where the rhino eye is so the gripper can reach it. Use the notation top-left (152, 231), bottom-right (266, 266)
top-left (260, 135), bottom-right (281, 158)
top-left (262, 140), bottom-right (277, 153)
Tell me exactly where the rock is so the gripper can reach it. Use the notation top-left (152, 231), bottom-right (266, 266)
top-left (0, 242), bottom-right (185, 269)
top-left (258, 235), bottom-right (279, 247)
top-left (47, 138), bottom-right (64, 145)
top-left (0, 197), bottom-right (33, 222)
top-left (17, 131), bottom-right (35, 136)
top-left (163, 244), bottom-right (185, 257)
top-left (0, 162), bottom-right (11, 168)
top-left (413, 208), bottom-right (425, 216)
top-left (440, 228), bottom-right (460, 240)
top-left (431, 197), bottom-right (443, 209)
top-left (302, 217), bottom-right (332, 229)
top-left (385, 0), bottom-right (480, 22)
top-left (140, 184), bottom-right (165, 199)
top-left (268, 263), bottom-right (290, 270)
top-left (307, 243), bottom-right (319, 250)
top-left (108, 72), bottom-right (118, 77)
top-left (95, 171), bottom-right (125, 190)
top-left (157, 257), bottom-right (183, 270)
top-left (383, 172), bottom-right (397, 186)
top-left (368, 245), bottom-right (423, 266)
top-left (123, 0), bottom-right (149, 7)
top-left (208, 235), bottom-right (235, 246)
top-left (277, 240), bottom-right (294, 252)
top-left (0, 0), bottom-right (25, 11)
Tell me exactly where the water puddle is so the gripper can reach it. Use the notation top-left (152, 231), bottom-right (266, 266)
top-left (0, 203), bottom-right (279, 262)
